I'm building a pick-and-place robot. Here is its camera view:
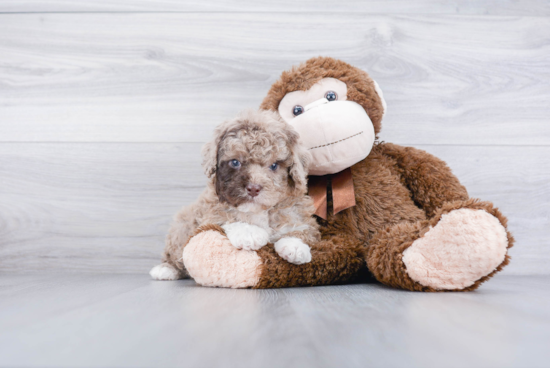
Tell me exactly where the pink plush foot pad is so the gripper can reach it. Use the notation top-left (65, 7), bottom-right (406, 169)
top-left (402, 209), bottom-right (508, 290)
top-left (182, 230), bottom-right (262, 288)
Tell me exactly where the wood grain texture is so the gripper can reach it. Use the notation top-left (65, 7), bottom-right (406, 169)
top-left (0, 143), bottom-right (547, 275)
top-left (0, 7), bottom-right (548, 278)
top-left (1, 0), bottom-right (549, 15)
top-left (0, 143), bottom-right (205, 273)
top-left (1, 13), bottom-right (549, 145)
top-left (1, 274), bottom-right (549, 368)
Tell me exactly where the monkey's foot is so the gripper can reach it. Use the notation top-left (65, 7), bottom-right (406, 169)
top-left (182, 225), bottom-right (262, 288)
top-left (403, 208), bottom-right (509, 290)
top-left (367, 199), bottom-right (514, 292)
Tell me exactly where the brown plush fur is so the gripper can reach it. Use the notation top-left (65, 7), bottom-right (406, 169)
top-left (249, 56), bottom-right (513, 291)
top-left (254, 234), bottom-right (365, 288)
top-left (160, 109), bottom-right (320, 278)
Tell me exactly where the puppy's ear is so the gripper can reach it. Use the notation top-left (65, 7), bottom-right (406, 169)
top-left (201, 136), bottom-right (219, 180)
top-left (288, 131), bottom-right (312, 195)
top-left (202, 115), bottom-right (242, 181)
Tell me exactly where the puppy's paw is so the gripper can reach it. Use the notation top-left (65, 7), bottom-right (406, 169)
top-left (222, 222), bottom-right (269, 251)
top-left (149, 263), bottom-right (182, 281)
top-left (274, 237), bottom-right (312, 265)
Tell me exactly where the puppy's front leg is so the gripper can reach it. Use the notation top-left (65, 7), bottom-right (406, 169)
top-left (271, 221), bottom-right (318, 265)
top-left (274, 237), bottom-right (312, 265)
top-left (222, 222), bottom-right (269, 251)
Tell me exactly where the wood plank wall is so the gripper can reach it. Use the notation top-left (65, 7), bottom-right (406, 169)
top-left (1, 1), bottom-right (549, 275)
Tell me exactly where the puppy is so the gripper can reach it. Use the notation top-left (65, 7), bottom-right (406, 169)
top-left (150, 109), bottom-right (320, 280)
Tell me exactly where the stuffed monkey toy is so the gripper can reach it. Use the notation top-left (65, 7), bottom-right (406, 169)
top-left (180, 57), bottom-right (513, 291)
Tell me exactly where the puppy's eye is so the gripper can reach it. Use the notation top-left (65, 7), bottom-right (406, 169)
top-left (325, 91), bottom-right (338, 101)
top-left (292, 105), bottom-right (304, 116)
top-left (229, 159), bottom-right (241, 168)
top-left (269, 163), bottom-right (279, 171)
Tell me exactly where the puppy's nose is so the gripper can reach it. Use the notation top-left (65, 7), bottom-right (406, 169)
top-left (246, 184), bottom-right (262, 197)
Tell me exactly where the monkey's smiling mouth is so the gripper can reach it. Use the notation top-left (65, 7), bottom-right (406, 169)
top-left (308, 131), bottom-right (364, 150)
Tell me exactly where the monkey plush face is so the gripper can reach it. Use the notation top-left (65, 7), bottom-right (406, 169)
top-left (278, 77), bottom-right (379, 175)
top-left (260, 57), bottom-right (387, 176)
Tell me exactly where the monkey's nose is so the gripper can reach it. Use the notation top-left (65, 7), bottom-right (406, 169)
top-left (246, 184), bottom-right (262, 197)
top-left (305, 97), bottom-right (329, 112)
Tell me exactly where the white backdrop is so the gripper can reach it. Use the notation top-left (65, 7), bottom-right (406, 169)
top-left (1, 1), bottom-right (549, 275)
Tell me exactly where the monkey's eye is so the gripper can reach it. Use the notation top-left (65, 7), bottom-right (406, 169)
top-left (229, 159), bottom-right (241, 168)
top-left (269, 163), bottom-right (279, 171)
top-left (292, 105), bottom-right (304, 116)
top-left (325, 91), bottom-right (338, 101)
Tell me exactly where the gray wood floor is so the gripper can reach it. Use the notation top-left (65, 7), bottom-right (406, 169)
top-left (0, 274), bottom-right (549, 368)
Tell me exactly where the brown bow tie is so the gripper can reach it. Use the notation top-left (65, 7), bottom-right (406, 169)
top-left (308, 168), bottom-right (356, 220)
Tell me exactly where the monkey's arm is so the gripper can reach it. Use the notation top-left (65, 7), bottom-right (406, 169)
top-left (379, 143), bottom-right (469, 218)
top-left (182, 224), bottom-right (366, 288)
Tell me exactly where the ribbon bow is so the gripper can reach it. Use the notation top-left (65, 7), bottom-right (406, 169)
top-left (308, 168), bottom-right (356, 220)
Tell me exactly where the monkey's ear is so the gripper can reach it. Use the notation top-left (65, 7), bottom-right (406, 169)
top-left (201, 138), bottom-right (218, 179)
top-left (372, 80), bottom-right (387, 118)
top-left (289, 140), bottom-right (311, 195)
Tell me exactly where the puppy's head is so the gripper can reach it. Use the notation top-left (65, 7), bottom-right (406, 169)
top-left (202, 109), bottom-right (311, 212)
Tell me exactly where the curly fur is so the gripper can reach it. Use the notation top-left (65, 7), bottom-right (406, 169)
top-left (156, 109), bottom-right (320, 278)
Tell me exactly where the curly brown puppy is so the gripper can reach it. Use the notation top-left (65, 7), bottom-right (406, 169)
top-left (150, 109), bottom-right (320, 280)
